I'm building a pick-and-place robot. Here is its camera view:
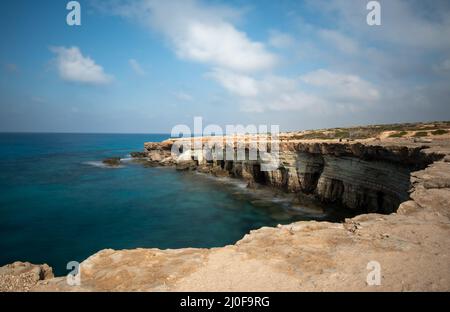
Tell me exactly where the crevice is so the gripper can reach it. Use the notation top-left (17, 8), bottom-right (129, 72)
top-left (145, 141), bottom-right (447, 217)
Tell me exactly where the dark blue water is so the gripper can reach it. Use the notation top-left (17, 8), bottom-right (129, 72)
top-left (0, 133), bottom-right (342, 276)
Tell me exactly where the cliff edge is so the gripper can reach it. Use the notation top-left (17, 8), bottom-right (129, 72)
top-left (2, 122), bottom-right (450, 291)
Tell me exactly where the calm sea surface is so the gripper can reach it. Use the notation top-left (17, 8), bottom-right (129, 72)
top-left (0, 133), bottom-right (346, 275)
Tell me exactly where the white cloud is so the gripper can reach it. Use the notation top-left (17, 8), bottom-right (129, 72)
top-left (209, 68), bottom-right (379, 112)
top-left (100, 0), bottom-right (404, 117)
top-left (50, 46), bottom-right (113, 85)
top-left (207, 68), bottom-right (259, 97)
top-left (175, 21), bottom-right (276, 72)
top-left (109, 0), bottom-right (277, 72)
top-left (300, 69), bottom-right (380, 102)
top-left (129, 58), bottom-right (146, 75)
top-left (103, 0), bottom-right (381, 114)
top-left (307, 0), bottom-right (450, 50)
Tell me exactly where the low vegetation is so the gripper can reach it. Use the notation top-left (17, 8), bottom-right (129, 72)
top-left (389, 131), bottom-right (408, 138)
top-left (413, 131), bottom-right (429, 137)
top-left (431, 129), bottom-right (448, 136)
top-left (293, 121), bottom-right (450, 140)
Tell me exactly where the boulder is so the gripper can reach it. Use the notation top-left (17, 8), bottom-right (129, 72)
top-left (197, 164), bottom-right (212, 174)
top-left (102, 158), bottom-right (121, 167)
top-left (0, 262), bottom-right (54, 292)
top-left (211, 166), bottom-right (229, 177)
top-left (176, 160), bottom-right (197, 171)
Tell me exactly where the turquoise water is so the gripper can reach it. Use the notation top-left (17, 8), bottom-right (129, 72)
top-left (0, 133), bottom-right (344, 276)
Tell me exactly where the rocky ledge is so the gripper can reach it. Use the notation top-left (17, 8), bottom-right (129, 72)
top-left (142, 136), bottom-right (442, 215)
top-left (2, 123), bottom-right (450, 291)
top-left (0, 262), bottom-right (53, 292)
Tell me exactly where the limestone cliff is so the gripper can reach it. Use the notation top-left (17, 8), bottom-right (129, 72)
top-left (2, 125), bottom-right (450, 292)
top-left (142, 138), bottom-right (441, 214)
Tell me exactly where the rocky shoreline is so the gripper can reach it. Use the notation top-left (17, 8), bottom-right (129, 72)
top-left (2, 123), bottom-right (450, 291)
top-left (142, 136), bottom-right (443, 215)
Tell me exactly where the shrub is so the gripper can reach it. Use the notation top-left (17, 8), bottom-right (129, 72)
top-left (431, 129), bottom-right (448, 136)
top-left (413, 131), bottom-right (429, 137)
top-left (389, 131), bottom-right (407, 138)
top-left (297, 132), bottom-right (329, 140)
top-left (334, 131), bottom-right (350, 139)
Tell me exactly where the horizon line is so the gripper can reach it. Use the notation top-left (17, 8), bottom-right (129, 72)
top-left (0, 131), bottom-right (172, 135)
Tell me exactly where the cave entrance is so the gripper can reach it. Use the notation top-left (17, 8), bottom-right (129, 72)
top-left (253, 164), bottom-right (267, 185)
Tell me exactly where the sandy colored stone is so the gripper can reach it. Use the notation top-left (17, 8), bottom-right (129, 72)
top-left (0, 262), bottom-right (53, 292)
top-left (4, 123), bottom-right (450, 292)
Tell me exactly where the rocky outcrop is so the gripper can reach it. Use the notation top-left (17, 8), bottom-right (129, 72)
top-left (130, 151), bottom-right (147, 158)
top-left (0, 262), bottom-right (53, 292)
top-left (4, 128), bottom-right (450, 292)
top-left (144, 140), bottom-right (176, 165)
top-left (138, 138), bottom-right (442, 214)
top-left (102, 157), bottom-right (122, 167)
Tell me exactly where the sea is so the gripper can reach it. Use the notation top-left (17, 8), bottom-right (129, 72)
top-left (0, 133), bottom-right (348, 275)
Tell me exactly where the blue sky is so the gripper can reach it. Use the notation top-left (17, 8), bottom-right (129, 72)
top-left (1, 0), bottom-right (450, 133)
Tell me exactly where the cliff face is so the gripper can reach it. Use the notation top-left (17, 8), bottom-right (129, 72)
top-left (28, 135), bottom-right (450, 291)
top-left (3, 130), bottom-right (450, 292)
top-left (143, 140), bottom-right (441, 214)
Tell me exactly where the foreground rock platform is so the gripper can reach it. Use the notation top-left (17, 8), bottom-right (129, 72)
top-left (2, 122), bottom-right (450, 291)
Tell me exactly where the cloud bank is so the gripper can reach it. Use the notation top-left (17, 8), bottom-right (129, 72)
top-left (110, 0), bottom-right (277, 73)
top-left (92, 0), bottom-right (450, 123)
top-left (50, 46), bottom-right (113, 85)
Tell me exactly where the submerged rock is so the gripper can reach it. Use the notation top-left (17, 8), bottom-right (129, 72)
top-left (102, 157), bottom-right (122, 167)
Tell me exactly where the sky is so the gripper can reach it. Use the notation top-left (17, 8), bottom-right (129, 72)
top-left (0, 0), bottom-right (449, 133)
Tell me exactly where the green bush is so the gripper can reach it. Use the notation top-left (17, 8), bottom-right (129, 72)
top-left (389, 131), bottom-right (407, 138)
top-left (297, 132), bottom-right (329, 140)
top-left (431, 129), bottom-right (448, 136)
top-left (334, 131), bottom-right (350, 139)
top-left (413, 131), bottom-right (429, 137)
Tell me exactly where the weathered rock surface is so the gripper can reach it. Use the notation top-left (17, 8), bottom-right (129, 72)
top-left (0, 262), bottom-right (53, 292)
top-left (33, 201), bottom-right (450, 291)
top-left (140, 136), bottom-right (442, 214)
top-left (130, 151), bottom-right (147, 158)
top-left (3, 128), bottom-right (450, 292)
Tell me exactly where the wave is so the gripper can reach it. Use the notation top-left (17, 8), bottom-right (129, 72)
top-left (82, 161), bottom-right (124, 169)
top-left (192, 170), bottom-right (330, 218)
top-left (120, 157), bottom-right (134, 162)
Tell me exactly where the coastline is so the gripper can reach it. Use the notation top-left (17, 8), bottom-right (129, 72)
top-left (2, 123), bottom-right (450, 291)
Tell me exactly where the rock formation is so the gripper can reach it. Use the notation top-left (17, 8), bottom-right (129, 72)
top-left (139, 137), bottom-right (441, 215)
top-left (102, 157), bottom-right (122, 167)
top-left (0, 262), bottom-right (53, 292)
top-left (2, 124), bottom-right (450, 291)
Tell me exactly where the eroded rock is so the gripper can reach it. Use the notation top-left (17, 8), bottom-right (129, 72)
top-left (102, 157), bottom-right (121, 167)
top-left (8, 127), bottom-right (450, 292)
top-left (0, 262), bottom-right (53, 292)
